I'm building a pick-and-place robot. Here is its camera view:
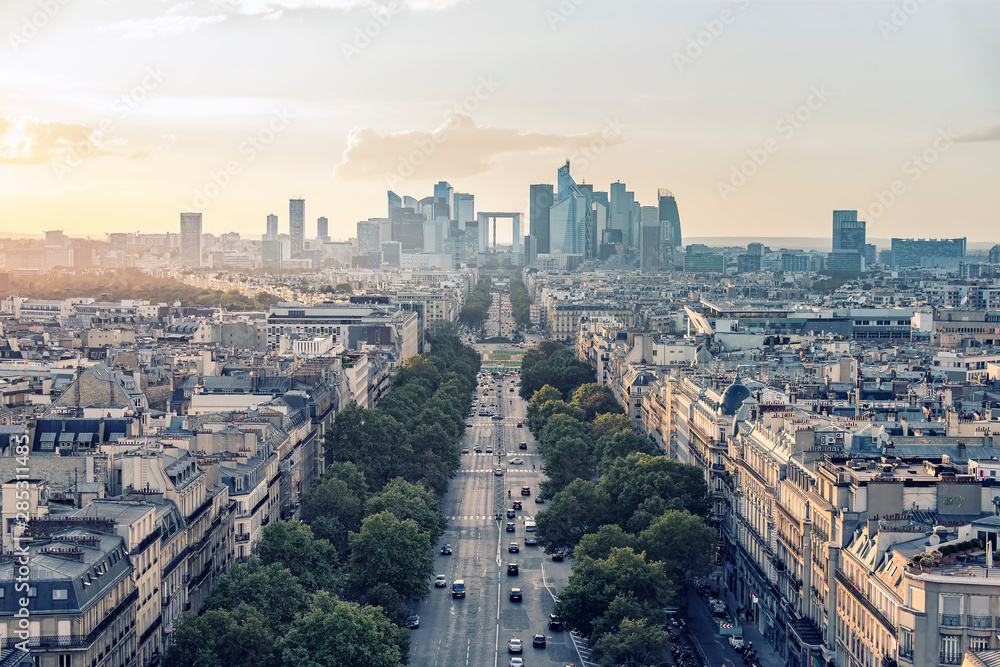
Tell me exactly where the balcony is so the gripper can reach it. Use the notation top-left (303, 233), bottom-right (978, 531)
top-left (940, 653), bottom-right (962, 665)
top-left (969, 615), bottom-right (992, 628)
top-left (940, 614), bottom-right (963, 627)
top-left (235, 533), bottom-right (250, 543)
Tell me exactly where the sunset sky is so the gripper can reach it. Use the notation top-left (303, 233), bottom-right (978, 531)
top-left (1, 0), bottom-right (997, 243)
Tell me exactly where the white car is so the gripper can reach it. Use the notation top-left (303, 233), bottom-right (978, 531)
top-left (729, 634), bottom-right (745, 649)
top-left (508, 638), bottom-right (523, 653)
top-left (434, 575), bottom-right (447, 588)
top-left (509, 659), bottom-right (524, 667)
top-left (508, 458), bottom-right (523, 465)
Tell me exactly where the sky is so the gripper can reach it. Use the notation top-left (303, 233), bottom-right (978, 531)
top-left (0, 0), bottom-right (998, 243)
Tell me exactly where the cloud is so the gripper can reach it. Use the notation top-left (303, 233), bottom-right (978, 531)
top-left (957, 125), bottom-right (1000, 143)
top-left (98, 14), bottom-right (227, 39)
top-left (335, 114), bottom-right (628, 181)
top-left (0, 116), bottom-right (121, 165)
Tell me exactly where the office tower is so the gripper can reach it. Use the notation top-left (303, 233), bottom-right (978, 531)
top-left (524, 235), bottom-right (537, 268)
top-left (289, 198), bottom-right (305, 258)
top-left (390, 207), bottom-right (425, 250)
top-left (433, 181), bottom-right (453, 219)
top-left (747, 242), bottom-right (764, 256)
top-left (265, 214), bottom-right (278, 241)
top-left (388, 190), bottom-right (402, 218)
top-left (262, 240), bottom-right (282, 269)
top-left (832, 210), bottom-right (865, 253)
top-left (529, 184), bottom-right (554, 254)
top-left (381, 241), bottom-right (402, 267)
top-left (610, 182), bottom-right (635, 248)
top-left (548, 161), bottom-right (589, 255)
top-left (403, 195), bottom-right (418, 209)
top-left (423, 219), bottom-right (445, 253)
top-left (658, 189), bottom-right (681, 272)
top-left (357, 219), bottom-right (381, 254)
top-left (890, 238), bottom-right (967, 267)
top-left (453, 193), bottom-right (475, 229)
top-left (317, 217), bottom-right (329, 241)
top-left (180, 212), bottom-right (202, 268)
top-left (640, 221), bottom-right (660, 273)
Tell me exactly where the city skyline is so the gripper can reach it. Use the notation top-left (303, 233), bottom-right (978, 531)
top-left (1, 1), bottom-right (998, 242)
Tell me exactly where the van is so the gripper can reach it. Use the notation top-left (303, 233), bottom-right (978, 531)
top-left (524, 520), bottom-right (536, 532)
top-left (451, 580), bottom-right (465, 598)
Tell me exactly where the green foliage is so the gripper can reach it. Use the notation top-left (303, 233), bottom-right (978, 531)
top-left (363, 477), bottom-right (447, 545)
top-left (574, 524), bottom-right (640, 562)
top-left (458, 278), bottom-right (492, 327)
top-left (278, 593), bottom-right (408, 667)
top-left (596, 430), bottom-right (659, 474)
top-left (508, 276), bottom-right (532, 326)
top-left (348, 512), bottom-right (435, 604)
top-left (555, 547), bottom-right (673, 640)
top-left (164, 606), bottom-right (275, 667)
top-left (637, 510), bottom-right (717, 589)
top-left (254, 521), bottom-right (341, 593)
top-left (202, 559), bottom-right (312, 634)
top-left (535, 479), bottom-right (610, 552)
top-left (519, 342), bottom-right (595, 401)
top-left (595, 617), bottom-right (671, 667)
top-left (525, 384), bottom-right (562, 432)
top-left (589, 412), bottom-right (632, 442)
top-left (570, 383), bottom-right (624, 421)
top-left (601, 453), bottom-right (712, 532)
top-left (325, 403), bottom-right (414, 492)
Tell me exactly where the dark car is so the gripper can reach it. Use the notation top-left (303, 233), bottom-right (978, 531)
top-left (506, 522), bottom-right (516, 532)
top-left (507, 509), bottom-right (516, 519)
top-left (519, 442), bottom-right (527, 449)
top-left (524, 535), bottom-right (537, 546)
top-left (507, 563), bottom-right (519, 576)
top-left (509, 588), bottom-right (522, 602)
top-left (509, 542), bottom-right (520, 553)
top-left (512, 501), bottom-right (522, 509)
top-left (407, 614), bottom-right (420, 629)
top-left (551, 551), bottom-right (564, 562)
top-left (535, 495), bottom-right (545, 504)
top-left (548, 614), bottom-right (564, 631)
top-left (521, 486), bottom-right (531, 496)
top-left (440, 544), bottom-right (453, 555)
top-left (517, 422), bottom-right (523, 428)
top-left (532, 634), bottom-right (546, 648)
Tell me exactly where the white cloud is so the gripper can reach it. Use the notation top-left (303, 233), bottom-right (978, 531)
top-left (958, 125), bottom-right (1000, 143)
top-left (0, 116), bottom-right (120, 164)
top-left (98, 14), bottom-right (227, 39)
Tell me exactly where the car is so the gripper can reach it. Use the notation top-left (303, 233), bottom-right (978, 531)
top-left (509, 543), bottom-right (519, 553)
top-left (434, 575), bottom-right (447, 587)
top-left (495, 468), bottom-right (504, 477)
top-left (511, 387), bottom-right (515, 392)
top-left (548, 614), bottom-right (563, 631)
top-left (532, 634), bottom-right (546, 648)
top-left (507, 509), bottom-right (516, 518)
top-left (486, 446), bottom-right (493, 453)
top-left (506, 522), bottom-right (516, 532)
top-left (508, 458), bottom-right (523, 465)
top-left (521, 486), bottom-right (531, 496)
top-left (512, 501), bottom-right (522, 509)
top-left (517, 422), bottom-right (523, 428)
top-left (507, 563), bottom-right (519, 576)
top-left (535, 495), bottom-right (545, 504)
top-left (407, 614), bottom-right (420, 629)
top-left (474, 446), bottom-right (482, 453)
top-left (524, 535), bottom-right (537, 546)
top-left (440, 544), bottom-right (453, 555)
top-left (508, 638), bottom-right (523, 653)
top-left (466, 422), bottom-right (473, 427)
top-left (519, 442), bottom-right (527, 449)
top-left (509, 659), bottom-right (524, 667)
top-left (551, 551), bottom-right (564, 562)
top-left (462, 447), bottom-right (469, 454)
top-left (729, 635), bottom-right (745, 649)
top-left (509, 588), bottom-right (522, 602)
top-left (493, 415), bottom-right (502, 420)
top-left (451, 579), bottom-right (465, 598)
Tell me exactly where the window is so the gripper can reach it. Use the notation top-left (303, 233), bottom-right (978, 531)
top-left (970, 637), bottom-right (989, 652)
top-left (26, 587), bottom-right (36, 598)
top-left (52, 589), bottom-right (68, 600)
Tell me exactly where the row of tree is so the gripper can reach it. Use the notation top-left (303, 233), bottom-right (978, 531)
top-left (518, 339), bottom-right (597, 401)
top-left (507, 276), bottom-right (531, 327)
top-left (164, 331), bottom-right (481, 667)
top-left (524, 342), bottom-right (716, 666)
top-left (457, 277), bottom-right (492, 327)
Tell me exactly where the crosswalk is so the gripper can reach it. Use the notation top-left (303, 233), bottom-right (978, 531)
top-left (445, 515), bottom-right (497, 521)
top-left (569, 630), bottom-right (597, 666)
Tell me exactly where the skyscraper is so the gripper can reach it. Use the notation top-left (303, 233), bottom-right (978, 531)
top-left (265, 214), bottom-right (278, 241)
top-left (609, 182), bottom-right (634, 248)
top-left (658, 189), bottom-right (681, 271)
top-left (357, 220), bottom-right (382, 254)
top-left (640, 221), bottom-right (660, 273)
top-left (180, 212), bottom-right (202, 268)
top-left (832, 210), bottom-right (866, 253)
top-left (289, 199), bottom-right (305, 258)
top-left (529, 184), bottom-right (554, 254)
top-left (433, 181), bottom-right (453, 219)
top-left (453, 193), bottom-right (475, 229)
top-left (548, 161), bottom-right (590, 255)
top-left (317, 216), bottom-right (329, 241)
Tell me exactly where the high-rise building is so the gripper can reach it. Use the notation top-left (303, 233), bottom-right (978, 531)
top-left (640, 221), bottom-right (660, 273)
top-left (289, 199), bottom-right (305, 258)
top-left (357, 220), bottom-right (381, 254)
top-left (316, 216), bottom-right (329, 242)
top-left (381, 241), bottom-right (402, 267)
top-left (265, 214), bottom-right (278, 241)
top-left (524, 235), bottom-right (537, 268)
top-left (390, 207), bottom-right (425, 250)
top-left (388, 190), bottom-right (402, 218)
top-left (453, 193), bottom-right (475, 229)
top-left (609, 182), bottom-right (634, 248)
top-left (529, 184), bottom-right (554, 254)
top-left (548, 162), bottom-right (589, 255)
top-left (180, 212), bottom-right (202, 268)
top-left (891, 237), bottom-right (967, 267)
top-left (433, 181), bottom-right (453, 219)
top-left (832, 210), bottom-right (866, 253)
top-left (658, 189), bottom-right (681, 271)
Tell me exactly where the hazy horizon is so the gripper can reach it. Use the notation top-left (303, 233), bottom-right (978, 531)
top-left (2, 0), bottom-right (997, 243)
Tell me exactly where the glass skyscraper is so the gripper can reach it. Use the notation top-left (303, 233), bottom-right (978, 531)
top-left (529, 184), bottom-right (553, 254)
top-left (289, 198), bottom-right (305, 258)
top-left (180, 212), bottom-right (202, 268)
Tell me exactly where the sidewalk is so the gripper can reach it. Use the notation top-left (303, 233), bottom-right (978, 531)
top-left (707, 571), bottom-right (785, 667)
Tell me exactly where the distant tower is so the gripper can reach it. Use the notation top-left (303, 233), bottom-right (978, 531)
top-left (658, 189), bottom-right (680, 273)
top-left (180, 213), bottom-right (202, 268)
top-left (265, 214), bottom-right (278, 241)
top-left (289, 199), bottom-right (305, 258)
top-left (317, 216), bottom-right (329, 242)
top-left (529, 184), bottom-right (554, 254)
top-left (832, 210), bottom-right (865, 253)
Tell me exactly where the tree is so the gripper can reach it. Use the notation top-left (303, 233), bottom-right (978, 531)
top-left (600, 453), bottom-right (711, 532)
top-left (525, 384), bottom-right (562, 432)
top-left (325, 403), bottom-right (413, 491)
top-left (533, 399), bottom-right (586, 437)
top-left (300, 473), bottom-right (365, 555)
top-left (571, 383), bottom-right (624, 421)
top-left (589, 412), bottom-right (632, 441)
top-left (555, 547), bottom-right (673, 639)
top-left (164, 606), bottom-right (275, 667)
top-left (573, 524), bottom-right (640, 562)
top-left (363, 477), bottom-right (447, 544)
top-left (541, 436), bottom-right (596, 495)
top-left (202, 559), bottom-right (311, 634)
top-left (348, 512), bottom-right (434, 603)
top-left (638, 510), bottom-right (717, 590)
top-left (254, 521), bottom-right (340, 592)
top-left (596, 618), bottom-right (671, 667)
top-left (279, 593), bottom-right (408, 667)
top-left (334, 282), bottom-right (353, 293)
top-left (596, 430), bottom-right (659, 474)
top-left (536, 478), bottom-right (610, 552)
